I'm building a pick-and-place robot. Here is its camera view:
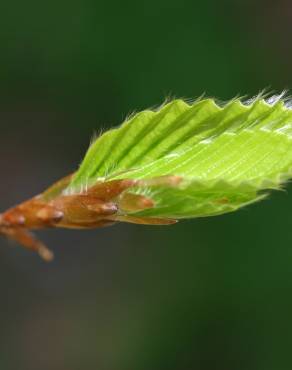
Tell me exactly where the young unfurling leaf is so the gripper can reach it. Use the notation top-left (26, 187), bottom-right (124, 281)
top-left (1, 93), bottom-right (292, 260)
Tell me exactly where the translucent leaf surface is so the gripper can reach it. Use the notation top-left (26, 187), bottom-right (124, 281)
top-left (65, 96), bottom-right (292, 219)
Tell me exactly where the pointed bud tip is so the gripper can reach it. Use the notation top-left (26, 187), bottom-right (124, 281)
top-left (38, 246), bottom-right (54, 262)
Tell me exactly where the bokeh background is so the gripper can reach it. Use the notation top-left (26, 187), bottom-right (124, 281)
top-left (1, 0), bottom-right (292, 369)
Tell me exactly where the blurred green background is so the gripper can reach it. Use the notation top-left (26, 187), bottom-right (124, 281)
top-left (1, 0), bottom-right (292, 369)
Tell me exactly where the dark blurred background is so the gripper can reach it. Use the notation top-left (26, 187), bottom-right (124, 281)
top-left (1, 0), bottom-right (292, 369)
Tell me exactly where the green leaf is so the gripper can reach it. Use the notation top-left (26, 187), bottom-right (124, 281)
top-left (65, 94), bottom-right (292, 219)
